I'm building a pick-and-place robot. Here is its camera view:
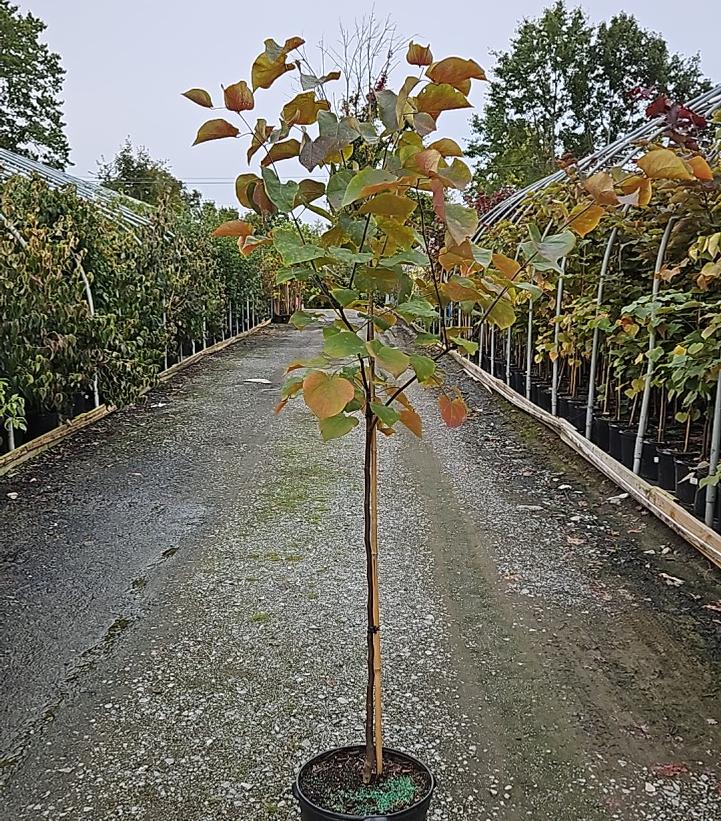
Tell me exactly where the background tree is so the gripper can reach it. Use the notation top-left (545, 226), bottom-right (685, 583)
top-left (467, 1), bottom-right (710, 191)
top-left (0, 0), bottom-right (70, 168)
top-left (97, 140), bottom-right (201, 210)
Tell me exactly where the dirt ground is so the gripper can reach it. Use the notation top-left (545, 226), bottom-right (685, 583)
top-left (1, 322), bottom-right (720, 821)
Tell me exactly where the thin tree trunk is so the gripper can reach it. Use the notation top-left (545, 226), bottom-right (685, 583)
top-left (363, 308), bottom-right (383, 783)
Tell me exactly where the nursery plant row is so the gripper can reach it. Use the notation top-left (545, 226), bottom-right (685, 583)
top-left (0, 173), bottom-right (269, 454)
top-left (446, 158), bottom-right (721, 532)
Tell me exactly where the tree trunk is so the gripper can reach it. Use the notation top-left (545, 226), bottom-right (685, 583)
top-left (363, 315), bottom-right (383, 784)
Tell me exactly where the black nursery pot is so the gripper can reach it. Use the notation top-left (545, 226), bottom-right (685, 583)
top-left (619, 428), bottom-right (638, 470)
top-left (566, 399), bottom-right (587, 434)
top-left (640, 440), bottom-right (661, 483)
top-left (510, 369), bottom-right (525, 394)
top-left (608, 423), bottom-right (623, 461)
top-left (592, 416), bottom-right (610, 452)
top-left (26, 411), bottom-right (60, 440)
top-left (674, 455), bottom-right (702, 507)
top-left (293, 746), bottom-right (435, 821)
top-left (538, 386), bottom-right (553, 413)
top-left (657, 447), bottom-right (680, 491)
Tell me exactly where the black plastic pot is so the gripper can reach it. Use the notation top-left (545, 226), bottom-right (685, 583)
top-left (657, 447), bottom-right (680, 491)
top-left (675, 455), bottom-right (702, 507)
top-left (619, 428), bottom-right (638, 470)
top-left (538, 387), bottom-right (552, 413)
top-left (566, 399), bottom-right (587, 434)
top-left (510, 369), bottom-right (525, 394)
top-left (640, 440), bottom-right (661, 483)
top-left (293, 746), bottom-right (435, 821)
top-left (26, 411), bottom-right (60, 440)
top-left (608, 423), bottom-right (623, 461)
top-left (493, 360), bottom-right (506, 380)
top-left (592, 416), bottom-right (610, 452)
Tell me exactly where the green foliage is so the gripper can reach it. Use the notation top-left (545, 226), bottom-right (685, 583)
top-left (97, 140), bottom-right (201, 210)
top-left (467, 1), bottom-right (710, 191)
top-left (0, 0), bottom-right (69, 167)
top-left (0, 174), bottom-right (266, 426)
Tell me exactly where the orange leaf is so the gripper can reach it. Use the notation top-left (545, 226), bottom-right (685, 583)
top-left (238, 235), bottom-right (271, 256)
top-left (567, 202), bottom-right (605, 237)
top-left (439, 394), bottom-right (468, 428)
top-left (689, 155), bottom-right (713, 181)
top-left (428, 138), bottom-right (463, 157)
top-left (406, 42), bottom-right (433, 66)
top-left (426, 57), bottom-right (486, 89)
top-left (414, 83), bottom-right (472, 119)
top-left (492, 252), bottom-right (520, 278)
top-left (583, 171), bottom-right (618, 206)
top-left (399, 407), bottom-right (423, 437)
top-left (251, 36), bottom-right (304, 90)
top-left (303, 371), bottom-right (356, 420)
top-left (182, 88), bottom-right (213, 108)
top-left (193, 118), bottom-right (239, 145)
top-left (235, 173), bottom-right (260, 209)
top-left (282, 92), bottom-right (330, 126)
top-left (260, 138), bottom-right (301, 166)
top-left (274, 398), bottom-right (288, 415)
top-left (212, 220), bottom-right (252, 238)
top-left (636, 148), bottom-right (694, 181)
top-left (224, 80), bottom-right (254, 112)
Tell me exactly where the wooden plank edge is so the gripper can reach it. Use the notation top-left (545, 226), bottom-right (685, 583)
top-left (451, 351), bottom-right (721, 571)
top-left (0, 321), bottom-right (271, 477)
top-left (0, 403), bottom-right (115, 477)
top-left (157, 320), bottom-right (270, 384)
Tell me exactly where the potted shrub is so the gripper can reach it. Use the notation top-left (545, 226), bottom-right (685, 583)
top-left (184, 34), bottom-right (585, 819)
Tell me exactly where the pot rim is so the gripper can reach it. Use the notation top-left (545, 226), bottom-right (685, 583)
top-left (294, 745), bottom-right (435, 820)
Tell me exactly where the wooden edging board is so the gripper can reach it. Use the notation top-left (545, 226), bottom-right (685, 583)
top-left (451, 350), bottom-right (721, 571)
top-left (0, 321), bottom-right (271, 477)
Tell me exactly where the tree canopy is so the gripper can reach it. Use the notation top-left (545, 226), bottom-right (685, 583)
top-left (467, 1), bottom-right (710, 191)
top-left (0, 0), bottom-right (69, 168)
top-left (97, 140), bottom-right (201, 210)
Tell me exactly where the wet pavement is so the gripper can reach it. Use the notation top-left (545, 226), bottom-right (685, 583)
top-left (1, 323), bottom-right (720, 820)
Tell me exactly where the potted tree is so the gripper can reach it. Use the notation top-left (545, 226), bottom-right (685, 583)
top-left (184, 35), bottom-right (579, 818)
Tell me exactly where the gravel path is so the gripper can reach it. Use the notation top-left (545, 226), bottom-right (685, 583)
top-left (1, 323), bottom-right (720, 821)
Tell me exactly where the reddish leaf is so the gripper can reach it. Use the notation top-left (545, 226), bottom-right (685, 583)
top-left (688, 155), bottom-right (713, 181)
top-left (193, 118), bottom-right (239, 145)
top-left (439, 394), bottom-right (468, 428)
top-left (399, 407), bottom-right (423, 437)
top-left (414, 83), bottom-right (471, 119)
top-left (406, 42), bottom-right (433, 66)
top-left (212, 220), bottom-right (252, 238)
top-left (260, 138), bottom-right (301, 166)
top-left (303, 371), bottom-right (355, 419)
top-left (182, 88), bottom-right (213, 108)
top-left (224, 80), bottom-right (254, 112)
top-left (426, 57), bottom-right (486, 90)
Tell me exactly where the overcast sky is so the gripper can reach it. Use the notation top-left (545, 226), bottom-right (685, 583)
top-left (17, 0), bottom-right (721, 207)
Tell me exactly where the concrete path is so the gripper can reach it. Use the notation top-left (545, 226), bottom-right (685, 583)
top-left (1, 323), bottom-right (720, 821)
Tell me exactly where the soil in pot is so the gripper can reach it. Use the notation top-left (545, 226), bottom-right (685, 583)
top-left (296, 747), bottom-right (433, 820)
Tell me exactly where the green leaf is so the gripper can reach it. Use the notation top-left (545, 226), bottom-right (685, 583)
top-left (376, 90), bottom-right (400, 131)
top-left (449, 335), bottom-right (479, 356)
top-left (444, 204), bottom-right (479, 245)
top-left (319, 413), bottom-right (359, 441)
top-left (342, 169), bottom-right (397, 207)
top-left (327, 169), bottom-right (354, 211)
top-left (382, 249), bottom-right (430, 267)
top-left (290, 310), bottom-right (319, 329)
top-left (366, 339), bottom-right (410, 377)
top-left (327, 246), bottom-right (374, 265)
top-left (415, 332), bottom-right (440, 347)
top-left (396, 297), bottom-right (438, 320)
top-left (275, 266), bottom-right (312, 285)
top-left (410, 354), bottom-right (437, 383)
top-left (262, 167), bottom-right (299, 213)
top-left (371, 402), bottom-right (400, 427)
top-left (273, 233), bottom-right (326, 266)
top-left (323, 331), bottom-right (365, 358)
top-left (329, 288), bottom-right (360, 307)
top-left (521, 230), bottom-right (576, 273)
